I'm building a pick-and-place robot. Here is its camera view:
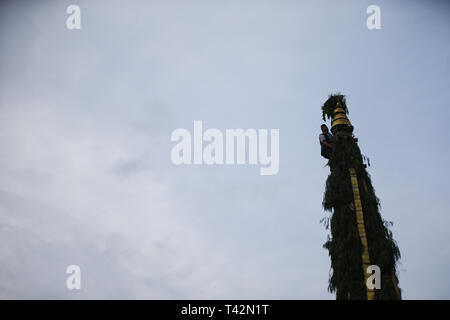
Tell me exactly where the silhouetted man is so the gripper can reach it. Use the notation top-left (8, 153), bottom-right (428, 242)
top-left (319, 124), bottom-right (333, 159)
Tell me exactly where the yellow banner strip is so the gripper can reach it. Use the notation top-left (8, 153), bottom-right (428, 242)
top-left (349, 167), bottom-right (375, 300)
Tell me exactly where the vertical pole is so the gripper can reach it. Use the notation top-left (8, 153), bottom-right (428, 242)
top-left (349, 167), bottom-right (375, 300)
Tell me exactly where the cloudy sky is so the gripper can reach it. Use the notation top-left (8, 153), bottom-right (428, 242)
top-left (0, 0), bottom-right (449, 299)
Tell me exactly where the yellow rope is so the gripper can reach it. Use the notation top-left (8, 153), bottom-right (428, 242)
top-left (349, 167), bottom-right (375, 300)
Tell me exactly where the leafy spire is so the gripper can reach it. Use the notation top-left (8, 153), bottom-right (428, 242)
top-left (321, 94), bottom-right (348, 121)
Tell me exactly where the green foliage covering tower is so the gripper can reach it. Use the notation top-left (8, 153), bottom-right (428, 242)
top-left (321, 94), bottom-right (402, 300)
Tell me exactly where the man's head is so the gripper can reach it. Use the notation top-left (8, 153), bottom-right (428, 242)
top-left (321, 124), bottom-right (329, 134)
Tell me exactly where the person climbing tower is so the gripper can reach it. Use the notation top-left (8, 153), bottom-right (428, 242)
top-left (319, 124), bottom-right (333, 159)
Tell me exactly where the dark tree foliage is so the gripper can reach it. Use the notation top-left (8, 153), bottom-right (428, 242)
top-left (321, 94), bottom-right (402, 300)
top-left (322, 94), bottom-right (348, 121)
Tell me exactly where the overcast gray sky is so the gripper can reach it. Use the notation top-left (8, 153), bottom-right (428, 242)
top-left (0, 0), bottom-right (449, 299)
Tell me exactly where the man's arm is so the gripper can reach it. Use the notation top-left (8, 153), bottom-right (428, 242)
top-left (319, 134), bottom-right (333, 148)
top-left (321, 141), bottom-right (333, 148)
